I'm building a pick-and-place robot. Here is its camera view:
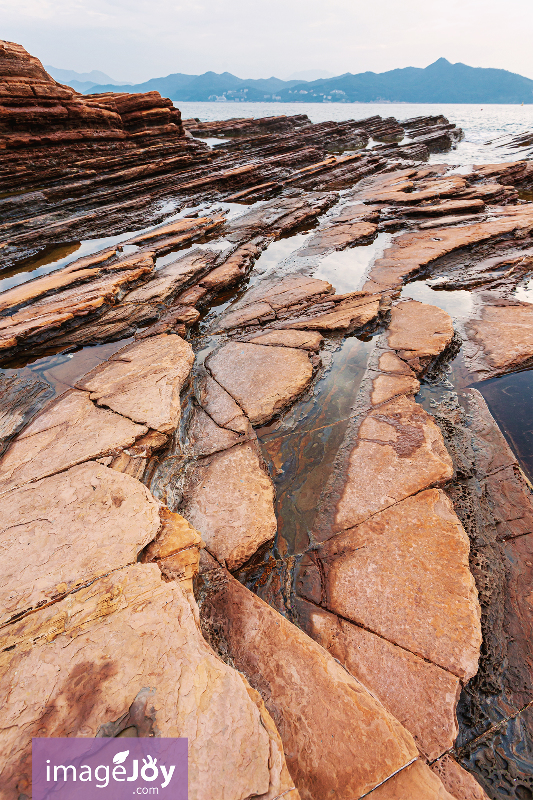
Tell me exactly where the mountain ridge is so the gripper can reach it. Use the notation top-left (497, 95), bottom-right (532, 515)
top-left (53, 58), bottom-right (533, 103)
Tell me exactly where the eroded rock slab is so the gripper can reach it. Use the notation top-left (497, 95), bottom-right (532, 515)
top-left (317, 489), bottom-right (481, 680)
top-left (246, 328), bottom-right (324, 350)
top-left (283, 293), bottom-right (381, 332)
top-left (0, 563), bottom-right (298, 800)
top-left (182, 442), bottom-right (277, 570)
top-left (431, 755), bottom-right (490, 800)
top-left (366, 760), bottom-right (456, 800)
top-left (216, 275), bottom-right (333, 331)
top-left (0, 372), bottom-right (53, 457)
top-left (467, 300), bottom-right (533, 375)
top-left (294, 598), bottom-right (460, 761)
top-left (363, 205), bottom-right (533, 294)
top-left (387, 300), bottom-right (454, 374)
top-left (77, 334), bottom-right (194, 432)
top-left (0, 389), bottom-right (146, 495)
top-left (207, 341), bottom-right (314, 426)
top-left (0, 461), bottom-right (162, 625)
top-left (332, 394), bottom-right (453, 532)
top-left (198, 556), bottom-right (418, 800)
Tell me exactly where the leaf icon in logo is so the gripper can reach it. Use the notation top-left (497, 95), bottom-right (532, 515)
top-left (113, 751), bottom-right (129, 764)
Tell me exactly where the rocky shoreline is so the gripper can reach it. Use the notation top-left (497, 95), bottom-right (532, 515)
top-left (1, 40), bottom-right (533, 800)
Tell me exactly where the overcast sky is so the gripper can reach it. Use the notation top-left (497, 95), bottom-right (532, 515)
top-left (2, 0), bottom-right (532, 83)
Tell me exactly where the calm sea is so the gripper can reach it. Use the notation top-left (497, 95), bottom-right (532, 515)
top-left (175, 101), bottom-right (533, 166)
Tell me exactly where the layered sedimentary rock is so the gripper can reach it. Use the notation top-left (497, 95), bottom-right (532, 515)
top-left (2, 38), bottom-right (532, 800)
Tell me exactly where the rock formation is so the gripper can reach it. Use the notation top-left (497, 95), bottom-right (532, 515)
top-left (2, 38), bottom-right (533, 800)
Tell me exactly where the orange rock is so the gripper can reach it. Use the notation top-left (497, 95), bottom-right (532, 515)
top-left (0, 564), bottom-right (298, 800)
top-left (0, 461), bottom-right (162, 625)
top-left (182, 442), bottom-right (276, 570)
top-left (300, 220), bottom-right (377, 255)
top-left (366, 760), bottom-right (456, 799)
top-left (187, 406), bottom-right (251, 457)
top-left (286, 293), bottom-right (381, 332)
top-left (198, 557), bottom-right (418, 800)
top-left (333, 394), bottom-right (453, 531)
top-left (431, 754), bottom-right (490, 799)
top-left (76, 334), bottom-right (194, 433)
top-left (387, 300), bottom-right (454, 373)
top-left (319, 489), bottom-right (481, 679)
top-left (467, 301), bottom-right (533, 374)
top-left (0, 389), bottom-right (146, 495)
top-left (247, 328), bottom-right (324, 350)
top-left (207, 341), bottom-right (314, 425)
top-left (294, 599), bottom-right (460, 760)
top-left (363, 205), bottom-right (533, 293)
top-left (370, 372), bottom-right (420, 405)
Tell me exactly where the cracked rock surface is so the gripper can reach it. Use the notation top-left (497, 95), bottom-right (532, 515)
top-left (2, 38), bottom-right (533, 800)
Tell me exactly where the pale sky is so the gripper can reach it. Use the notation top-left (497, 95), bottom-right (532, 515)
top-left (1, 0), bottom-right (532, 83)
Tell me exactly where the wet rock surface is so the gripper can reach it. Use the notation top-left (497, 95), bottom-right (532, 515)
top-left (2, 38), bottom-right (533, 800)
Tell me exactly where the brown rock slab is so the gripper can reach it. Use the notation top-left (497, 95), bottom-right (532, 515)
top-left (362, 206), bottom-right (533, 293)
top-left (0, 372), bottom-right (53, 456)
top-left (294, 599), bottom-right (460, 761)
top-left (216, 275), bottom-right (332, 331)
top-left (0, 461), bottom-right (162, 625)
top-left (286, 293), bottom-right (381, 332)
top-left (198, 557), bottom-right (418, 800)
top-left (378, 350), bottom-right (416, 375)
top-left (367, 760), bottom-right (455, 799)
top-left (0, 563), bottom-right (298, 800)
top-left (247, 328), bottom-right (324, 350)
top-left (187, 406), bottom-right (248, 457)
top-left (431, 755), bottom-right (490, 800)
top-left (370, 372), bottom-right (420, 405)
top-left (300, 220), bottom-right (377, 256)
top-left (467, 301), bottom-right (533, 374)
top-left (194, 373), bottom-right (251, 434)
top-left (124, 215), bottom-right (224, 246)
top-left (485, 464), bottom-right (533, 541)
top-left (333, 394), bottom-right (453, 531)
top-left (387, 301), bottom-right (454, 373)
top-left (0, 389), bottom-right (146, 495)
top-left (122, 248), bottom-right (219, 305)
top-left (0, 254), bottom-right (155, 353)
top-left (182, 442), bottom-right (276, 570)
top-left (76, 334), bottom-right (194, 433)
top-left (207, 341), bottom-right (313, 426)
top-left (320, 489), bottom-right (481, 680)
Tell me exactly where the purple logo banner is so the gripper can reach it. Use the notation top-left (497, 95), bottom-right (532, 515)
top-left (32, 738), bottom-right (188, 800)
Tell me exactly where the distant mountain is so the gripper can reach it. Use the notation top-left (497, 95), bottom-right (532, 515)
top-left (81, 59), bottom-right (533, 104)
top-left (277, 59), bottom-right (533, 103)
top-left (45, 66), bottom-right (131, 91)
top-left (83, 71), bottom-right (302, 100)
